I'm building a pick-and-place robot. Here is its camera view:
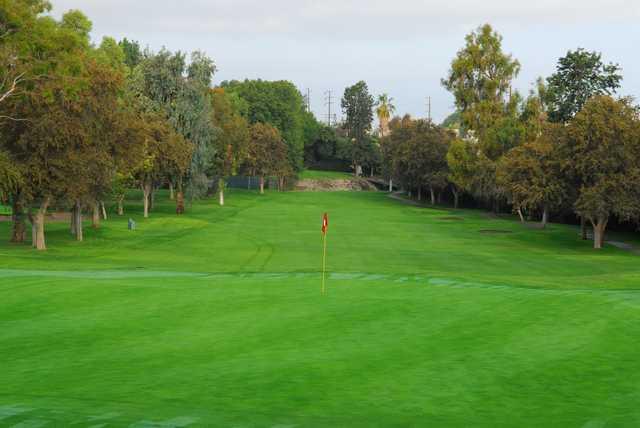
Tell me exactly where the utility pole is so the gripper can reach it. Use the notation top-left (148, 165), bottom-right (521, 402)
top-left (427, 96), bottom-right (432, 123)
top-left (324, 90), bottom-right (333, 127)
top-left (305, 88), bottom-right (311, 112)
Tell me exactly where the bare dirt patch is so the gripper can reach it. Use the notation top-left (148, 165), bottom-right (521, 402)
top-left (295, 178), bottom-right (377, 192)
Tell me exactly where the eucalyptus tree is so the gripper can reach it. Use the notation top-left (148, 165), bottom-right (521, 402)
top-left (210, 88), bottom-right (249, 205)
top-left (442, 24), bottom-right (524, 210)
top-left (172, 51), bottom-right (217, 203)
top-left (134, 49), bottom-right (217, 210)
top-left (442, 24), bottom-right (520, 142)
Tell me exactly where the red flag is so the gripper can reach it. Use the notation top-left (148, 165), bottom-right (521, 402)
top-left (321, 213), bottom-right (329, 235)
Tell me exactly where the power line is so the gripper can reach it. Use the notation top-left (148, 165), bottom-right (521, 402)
top-left (304, 88), bottom-right (311, 113)
top-left (324, 90), bottom-right (334, 127)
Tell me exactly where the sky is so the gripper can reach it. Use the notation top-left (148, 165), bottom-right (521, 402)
top-left (51, 0), bottom-right (640, 124)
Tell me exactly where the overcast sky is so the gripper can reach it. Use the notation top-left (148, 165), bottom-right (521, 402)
top-left (52, 0), bottom-right (640, 124)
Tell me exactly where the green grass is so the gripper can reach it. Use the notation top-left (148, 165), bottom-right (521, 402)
top-left (1, 190), bottom-right (639, 426)
top-left (0, 204), bottom-right (10, 215)
top-left (299, 169), bottom-right (353, 180)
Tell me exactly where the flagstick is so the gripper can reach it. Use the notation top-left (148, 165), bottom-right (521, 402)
top-left (321, 230), bottom-right (328, 295)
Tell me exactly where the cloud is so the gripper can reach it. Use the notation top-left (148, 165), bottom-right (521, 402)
top-left (48, 0), bottom-right (640, 122)
top-left (52, 0), bottom-right (640, 40)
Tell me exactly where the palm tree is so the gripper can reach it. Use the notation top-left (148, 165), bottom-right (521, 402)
top-left (376, 94), bottom-right (395, 137)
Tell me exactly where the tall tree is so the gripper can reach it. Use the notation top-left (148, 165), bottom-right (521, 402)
top-left (546, 49), bottom-right (622, 124)
top-left (442, 24), bottom-right (520, 142)
top-left (210, 87), bottom-right (250, 205)
top-left (134, 49), bottom-right (217, 206)
top-left (568, 96), bottom-right (640, 249)
top-left (341, 81), bottom-right (374, 176)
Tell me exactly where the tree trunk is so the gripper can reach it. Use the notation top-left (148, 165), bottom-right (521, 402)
top-left (70, 205), bottom-right (77, 236)
top-left (100, 201), bottom-right (107, 220)
top-left (218, 178), bottom-right (225, 206)
top-left (437, 192), bottom-right (442, 204)
top-left (143, 182), bottom-right (151, 218)
top-left (149, 186), bottom-right (155, 211)
top-left (29, 214), bottom-right (36, 248)
top-left (517, 208), bottom-right (525, 223)
top-left (580, 217), bottom-right (588, 240)
top-left (541, 206), bottom-right (548, 229)
top-left (430, 187), bottom-right (436, 205)
top-left (389, 179), bottom-right (393, 193)
top-left (452, 189), bottom-right (459, 209)
top-left (417, 187), bottom-right (422, 201)
top-left (10, 198), bottom-right (26, 243)
top-left (74, 200), bottom-right (83, 242)
top-left (117, 196), bottom-right (124, 216)
top-left (92, 200), bottom-right (100, 229)
top-left (259, 176), bottom-right (265, 194)
top-left (31, 197), bottom-right (50, 251)
top-left (176, 177), bottom-right (185, 215)
top-left (247, 176), bottom-right (251, 190)
top-left (370, 167), bottom-right (374, 177)
top-left (169, 181), bottom-right (175, 200)
top-left (591, 216), bottom-right (608, 249)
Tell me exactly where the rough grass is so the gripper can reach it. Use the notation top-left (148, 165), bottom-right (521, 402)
top-left (1, 190), bottom-right (639, 426)
top-left (299, 169), bottom-right (353, 180)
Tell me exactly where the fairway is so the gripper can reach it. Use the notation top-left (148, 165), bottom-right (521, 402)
top-left (1, 190), bottom-right (639, 427)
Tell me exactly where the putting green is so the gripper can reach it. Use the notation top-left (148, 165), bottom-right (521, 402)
top-left (1, 190), bottom-right (639, 426)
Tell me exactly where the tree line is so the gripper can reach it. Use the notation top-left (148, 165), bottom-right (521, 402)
top-left (0, 0), bottom-right (324, 250)
top-left (379, 24), bottom-right (639, 249)
top-left (2, 2), bottom-right (637, 252)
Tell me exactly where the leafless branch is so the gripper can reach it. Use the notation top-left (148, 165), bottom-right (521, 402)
top-left (0, 71), bottom-right (25, 104)
top-left (0, 115), bottom-right (30, 122)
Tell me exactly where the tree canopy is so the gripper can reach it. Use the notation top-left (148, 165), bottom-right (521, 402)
top-left (546, 49), bottom-right (622, 124)
top-left (221, 79), bottom-right (308, 172)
